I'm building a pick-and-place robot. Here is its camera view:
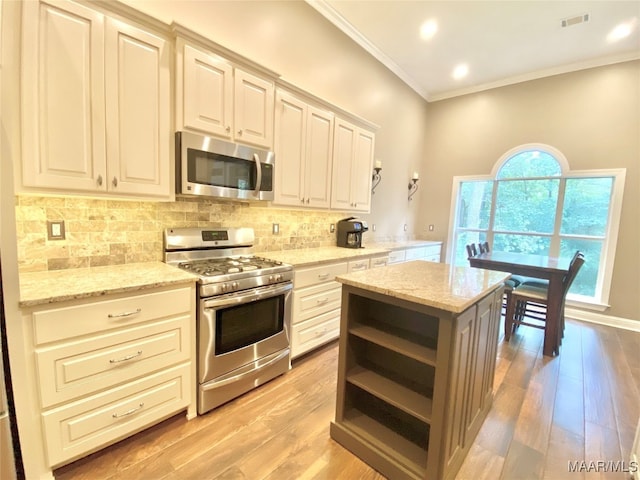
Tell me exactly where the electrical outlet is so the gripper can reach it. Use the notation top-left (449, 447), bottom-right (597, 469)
top-left (403, 224), bottom-right (408, 231)
top-left (372, 224), bottom-right (376, 232)
top-left (272, 223), bottom-right (279, 235)
top-left (47, 220), bottom-right (65, 240)
top-left (330, 223), bottom-right (335, 233)
top-left (428, 224), bottom-right (434, 231)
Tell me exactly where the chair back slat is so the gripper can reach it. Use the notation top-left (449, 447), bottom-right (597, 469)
top-left (466, 244), bottom-right (478, 259)
top-left (562, 251), bottom-right (585, 296)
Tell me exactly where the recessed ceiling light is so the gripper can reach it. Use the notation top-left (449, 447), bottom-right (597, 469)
top-left (607, 18), bottom-right (637, 43)
top-left (420, 19), bottom-right (438, 40)
top-left (452, 64), bottom-right (469, 80)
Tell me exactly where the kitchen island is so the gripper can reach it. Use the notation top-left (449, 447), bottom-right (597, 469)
top-left (331, 261), bottom-right (509, 480)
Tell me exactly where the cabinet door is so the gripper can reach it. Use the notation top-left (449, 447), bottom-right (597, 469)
top-left (330, 119), bottom-right (356, 210)
top-left (21, 0), bottom-right (106, 191)
top-left (304, 106), bottom-right (334, 208)
top-left (351, 129), bottom-right (374, 212)
top-left (104, 18), bottom-right (171, 197)
top-left (274, 90), bottom-right (306, 206)
top-left (182, 44), bottom-right (233, 138)
top-left (234, 69), bottom-right (274, 148)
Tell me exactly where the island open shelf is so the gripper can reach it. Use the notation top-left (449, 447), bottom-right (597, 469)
top-left (330, 261), bottom-right (507, 480)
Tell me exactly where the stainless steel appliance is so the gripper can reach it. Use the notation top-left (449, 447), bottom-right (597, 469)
top-left (336, 217), bottom-right (368, 248)
top-left (176, 131), bottom-right (275, 201)
top-left (164, 227), bottom-right (292, 415)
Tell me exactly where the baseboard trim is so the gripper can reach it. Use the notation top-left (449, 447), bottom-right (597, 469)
top-left (565, 308), bottom-right (640, 332)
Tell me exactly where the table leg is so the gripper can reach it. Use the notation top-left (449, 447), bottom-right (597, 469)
top-left (544, 274), bottom-right (564, 356)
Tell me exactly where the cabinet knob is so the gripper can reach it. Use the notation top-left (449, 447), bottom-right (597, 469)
top-left (97, 175), bottom-right (103, 186)
top-left (306, 198), bottom-right (310, 204)
top-left (112, 177), bottom-right (118, 187)
top-left (237, 130), bottom-right (242, 136)
top-left (226, 126), bottom-right (231, 133)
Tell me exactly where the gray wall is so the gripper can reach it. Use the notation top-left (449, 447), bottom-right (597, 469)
top-left (420, 61), bottom-right (640, 320)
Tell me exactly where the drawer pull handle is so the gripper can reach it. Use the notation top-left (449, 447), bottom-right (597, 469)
top-left (109, 350), bottom-right (143, 364)
top-left (316, 298), bottom-right (329, 305)
top-left (317, 273), bottom-right (330, 280)
top-left (112, 402), bottom-right (144, 419)
top-left (108, 308), bottom-right (142, 319)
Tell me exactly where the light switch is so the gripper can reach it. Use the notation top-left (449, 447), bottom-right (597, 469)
top-left (272, 223), bottom-right (279, 235)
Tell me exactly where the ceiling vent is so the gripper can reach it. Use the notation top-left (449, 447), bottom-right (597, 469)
top-left (561, 13), bottom-right (590, 28)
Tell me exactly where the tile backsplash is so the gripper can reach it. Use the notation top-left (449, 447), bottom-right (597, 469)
top-left (14, 195), bottom-right (406, 272)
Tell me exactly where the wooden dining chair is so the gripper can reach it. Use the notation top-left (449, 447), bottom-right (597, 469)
top-left (466, 243), bottom-right (478, 259)
top-left (504, 251), bottom-right (585, 354)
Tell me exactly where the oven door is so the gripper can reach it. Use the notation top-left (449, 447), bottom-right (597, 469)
top-left (198, 282), bottom-right (291, 385)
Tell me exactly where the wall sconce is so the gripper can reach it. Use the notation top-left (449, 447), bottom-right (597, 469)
top-left (371, 160), bottom-right (382, 194)
top-left (408, 172), bottom-right (419, 201)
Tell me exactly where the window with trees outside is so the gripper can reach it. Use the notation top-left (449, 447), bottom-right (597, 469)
top-left (447, 144), bottom-right (625, 310)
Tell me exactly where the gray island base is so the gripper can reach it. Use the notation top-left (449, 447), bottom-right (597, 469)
top-left (330, 261), bottom-right (509, 480)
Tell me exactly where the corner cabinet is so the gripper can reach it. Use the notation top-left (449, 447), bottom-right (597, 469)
top-left (21, 0), bottom-right (171, 198)
top-left (331, 118), bottom-right (375, 212)
top-left (177, 39), bottom-right (275, 149)
top-left (331, 285), bottom-right (502, 480)
top-left (22, 285), bottom-right (196, 470)
top-left (273, 89), bottom-right (334, 208)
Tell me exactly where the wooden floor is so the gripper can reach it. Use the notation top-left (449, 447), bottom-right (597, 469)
top-left (54, 319), bottom-right (640, 480)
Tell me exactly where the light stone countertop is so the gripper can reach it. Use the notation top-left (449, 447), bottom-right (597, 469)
top-left (336, 260), bottom-right (510, 314)
top-left (19, 262), bottom-right (198, 307)
top-left (255, 246), bottom-right (391, 267)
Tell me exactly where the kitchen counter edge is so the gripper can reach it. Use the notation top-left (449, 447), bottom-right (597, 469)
top-left (257, 241), bottom-right (442, 268)
top-left (19, 262), bottom-right (198, 308)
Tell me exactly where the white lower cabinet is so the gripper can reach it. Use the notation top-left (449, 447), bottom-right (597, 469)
top-left (291, 261), bottom-right (347, 359)
top-left (25, 285), bottom-right (195, 468)
top-left (42, 364), bottom-right (190, 466)
top-left (388, 243), bottom-right (442, 264)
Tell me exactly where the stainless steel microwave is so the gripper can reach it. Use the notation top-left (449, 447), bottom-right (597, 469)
top-left (176, 131), bottom-right (275, 201)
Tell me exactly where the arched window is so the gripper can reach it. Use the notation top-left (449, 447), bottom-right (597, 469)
top-left (448, 144), bottom-right (625, 309)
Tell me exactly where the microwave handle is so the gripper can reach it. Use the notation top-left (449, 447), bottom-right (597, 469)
top-left (253, 153), bottom-right (262, 197)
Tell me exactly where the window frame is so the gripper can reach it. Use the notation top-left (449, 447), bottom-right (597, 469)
top-left (446, 143), bottom-right (626, 311)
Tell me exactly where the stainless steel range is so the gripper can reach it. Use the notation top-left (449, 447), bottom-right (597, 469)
top-left (164, 227), bottom-right (292, 415)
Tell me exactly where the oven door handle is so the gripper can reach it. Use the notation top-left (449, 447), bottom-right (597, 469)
top-left (202, 282), bottom-right (292, 309)
top-left (252, 153), bottom-right (262, 197)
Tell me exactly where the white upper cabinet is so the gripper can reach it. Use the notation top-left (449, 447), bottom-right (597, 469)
top-left (104, 18), bottom-right (171, 196)
top-left (274, 89), bottom-right (333, 208)
top-left (234, 69), bottom-right (274, 148)
top-left (21, 0), bottom-right (106, 192)
top-left (178, 41), bottom-right (275, 149)
top-left (331, 118), bottom-right (375, 212)
top-left (21, 0), bottom-right (171, 198)
top-left (181, 43), bottom-right (233, 139)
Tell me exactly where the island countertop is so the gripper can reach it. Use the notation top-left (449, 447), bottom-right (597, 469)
top-left (19, 262), bottom-right (198, 307)
top-left (335, 260), bottom-right (510, 313)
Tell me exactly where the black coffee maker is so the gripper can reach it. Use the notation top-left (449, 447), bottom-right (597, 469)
top-left (337, 217), bottom-right (368, 248)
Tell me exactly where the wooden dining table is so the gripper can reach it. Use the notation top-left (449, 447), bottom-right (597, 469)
top-left (468, 251), bottom-right (571, 356)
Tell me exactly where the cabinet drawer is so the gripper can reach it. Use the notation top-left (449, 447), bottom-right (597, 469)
top-left (370, 255), bottom-right (389, 268)
top-left (291, 310), bottom-right (340, 359)
top-left (388, 250), bottom-right (406, 264)
top-left (292, 282), bottom-right (342, 324)
top-left (33, 287), bottom-right (192, 345)
top-left (294, 262), bottom-right (347, 289)
top-left (424, 244), bottom-right (441, 257)
top-left (36, 316), bottom-right (191, 408)
top-left (42, 363), bottom-right (190, 467)
top-left (348, 259), bottom-right (370, 272)
top-left (405, 247), bottom-right (428, 260)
